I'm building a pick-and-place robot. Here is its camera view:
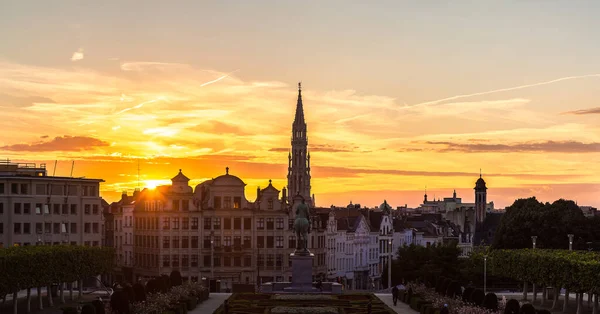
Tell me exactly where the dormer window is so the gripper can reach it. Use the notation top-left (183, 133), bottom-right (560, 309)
top-left (268, 199), bottom-right (273, 210)
top-left (233, 197), bottom-right (241, 209)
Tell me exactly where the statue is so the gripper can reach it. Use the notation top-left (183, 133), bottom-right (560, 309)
top-left (294, 199), bottom-right (311, 253)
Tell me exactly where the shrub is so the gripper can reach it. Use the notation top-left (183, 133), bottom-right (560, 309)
top-left (91, 300), bottom-right (105, 314)
top-left (470, 289), bottom-right (485, 306)
top-left (132, 282), bottom-right (146, 302)
top-left (435, 277), bottom-right (445, 293)
top-left (483, 292), bottom-right (498, 311)
top-left (441, 279), bottom-right (451, 296)
top-left (123, 284), bottom-right (135, 304)
top-left (145, 279), bottom-right (159, 294)
top-left (537, 310), bottom-right (551, 314)
top-left (520, 303), bottom-right (536, 314)
top-left (440, 307), bottom-right (449, 314)
top-left (170, 270), bottom-right (183, 287)
top-left (62, 307), bottom-right (78, 314)
top-left (462, 287), bottom-right (474, 303)
top-left (160, 275), bottom-right (171, 293)
top-left (445, 281), bottom-right (457, 297)
top-left (81, 304), bottom-right (97, 314)
top-left (504, 299), bottom-right (520, 314)
top-left (110, 290), bottom-right (130, 314)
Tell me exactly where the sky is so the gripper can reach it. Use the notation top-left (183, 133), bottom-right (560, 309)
top-left (0, 1), bottom-right (599, 209)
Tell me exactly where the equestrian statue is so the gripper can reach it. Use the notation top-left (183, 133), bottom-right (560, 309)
top-left (293, 199), bottom-right (311, 254)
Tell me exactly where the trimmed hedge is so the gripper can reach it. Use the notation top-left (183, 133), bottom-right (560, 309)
top-left (0, 245), bottom-right (114, 295)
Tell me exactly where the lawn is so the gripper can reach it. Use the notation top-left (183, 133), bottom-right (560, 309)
top-left (212, 293), bottom-right (396, 314)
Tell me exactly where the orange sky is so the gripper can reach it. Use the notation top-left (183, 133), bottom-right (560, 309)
top-left (1, 2), bottom-right (599, 208)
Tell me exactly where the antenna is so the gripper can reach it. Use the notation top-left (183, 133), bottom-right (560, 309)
top-left (137, 159), bottom-right (140, 189)
top-left (53, 160), bottom-right (57, 176)
top-left (70, 161), bottom-right (74, 177)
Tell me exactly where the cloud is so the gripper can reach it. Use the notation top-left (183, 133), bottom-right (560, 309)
top-left (270, 144), bottom-right (359, 153)
top-left (0, 93), bottom-right (55, 108)
top-left (423, 140), bottom-right (600, 153)
top-left (562, 107), bottom-right (600, 115)
top-left (1, 135), bottom-right (109, 152)
top-left (120, 62), bottom-right (190, 71)
top-left (71, 48), bottom-right (84, 61)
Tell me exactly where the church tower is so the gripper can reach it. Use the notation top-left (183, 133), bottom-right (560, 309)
top-left (474, 170), bottom-right (487, 223)
top-left (287, 82), bottom-right (312, 206)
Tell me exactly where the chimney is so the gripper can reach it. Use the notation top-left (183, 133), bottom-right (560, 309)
top-left (121, 191), bottom-right (127, 201)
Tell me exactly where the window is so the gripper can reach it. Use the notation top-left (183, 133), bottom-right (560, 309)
top-left (92, 204), bottom-right (99, 215)
top-left (244, 256), bottom-right (252, 267)
top-left (276, 236), bottom-right (283, 248)
top-left (163, 217), bottom-right (170, 230)
top-left (213, 236), bottom-right (221, 248)
top-left (20, 184), bottom-right (28, 194)
top-left (267, 236), bottom-right (274, 248)
top-left (182, 217), bottom-right (189, 230)
top-left (243, 236), bottom-right (251, 248)
top-left (257, 236), bottom-right (264, 248)
top-left (223, 196), bottom-right (231, 208)
top-left (23, 203), bottom-right (31, 214)
top-left (224, 218), bottom-right (231, 229)
top-left (53, 204), bottom-right (60, 215)
top-left (234, 218), bottom-right (241, 230)
top-left (163, 255), bottom-right (170, 267)
top-left (244, 217), bottom-right (251, 230)
top-left (224, 256), bottom-right (231, 267)
top-left (203, 218), bottom-right (211, 230)
top-left (191, 255), bottom-right (198, 267)
top-left (0, 223), bottom-right (3, 234)
top-left (54, 223), bottom-right (60, 234)
top-left (191, 236), bottom-right (198, 248)
top-left (191, 218), bottom-right (198, 230)
top-left (14, 223), bottom-right (21, 234)
top-left (70, 204), bottom-right (77, 215)
top-left (36, 223), bottom-right (43, 234)
top-left (182, 236), bottom-right (189, 248)
top-left (172, 236), bottom-right (179, 248)
top-left (182, 255), bottom-right (189, 267)
top-left (172, 255), bottom-right (179, 267)
top-left (182, 200), bottom-right (189, 211)
top-left (267, 218), bottom-right (274, 230)
top-left (276, 218), bottom-right (284, 230)
top-left (0, 202), bottom-right (3, 214)
top-left (93, 223), bottom-right (99, 233)
top-left (11, 183), bottom-right (18, 194)
top-left (172, 218), bottom-right (180, 230)
top-left (289, 236), bottom-right (296, 249)
top-left (61, 204), bottom-right (68, 215)
top-left (224, 236), bottom-right (232, 247)
top-left (214, 196), bottom-right (221, 209)
top-left (268, 199), bottom-right (273, 209)
top-left (213, 218), bottom-right (221, 230)
top-left (257, 218), bottom-right (264, 230)
top-left (276, 255), bottom-right (283, 267)
top-left (0, 183), bottom-right (4, 194)
top-left (267, 254), bottom-right (274, 267)
top-left (172, 199), bottom-right (179, 211)
top-left (203, 236), bottom-right (211, 249)
top-left (213, 256), bottom-right (220, 267)
top-left (84, 223), bottom-right (91, 233)
top-left (234, 236), bottom-right (241, 247)
top-left (70, 223), bottom-right (77, 233)
top-left (203, 255), bottom-right (211, 267)
top-left (288, 218), bottom-right (294, 230)
top-left (84, 204), bottom-right (91, 215)
top-left (234, 256), bottom-right (241, 267)
top-left (163, 236), bottom-right (170, 248)
top-left (14, 203), bottom-right (21, 214)
top-left (233, 197), bottom-right (241, 209)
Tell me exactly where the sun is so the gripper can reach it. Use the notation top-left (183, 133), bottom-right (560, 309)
top-left (144, 180), bottom-right (170, 190)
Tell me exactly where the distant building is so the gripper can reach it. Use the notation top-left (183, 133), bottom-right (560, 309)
top-left (0, 160), bottom-right (104, 248)
top-left (579, 205), bottom-right (598, 217)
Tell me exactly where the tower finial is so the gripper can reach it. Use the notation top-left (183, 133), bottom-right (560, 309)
top-left (298, 81), bottom-right (302, 92)
top-left (226, 166), bottom-right (229, 175)
top-left (480, 168), bottom-right (482, 178)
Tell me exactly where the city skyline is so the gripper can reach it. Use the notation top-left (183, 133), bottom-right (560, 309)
top-left (1, 1), bottom-right (599, 208)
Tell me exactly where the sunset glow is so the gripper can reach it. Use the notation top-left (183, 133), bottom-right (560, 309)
top-left (1, 1), bottom-right (599, 208)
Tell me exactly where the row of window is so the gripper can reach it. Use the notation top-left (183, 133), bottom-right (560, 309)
top-left (1, 202), bottom-right (99, 215)
top-left (134, 253), bottom-right (326, 269)
top-left (0, 183), bottom-right (98, 196)
top-left (133, 216), bottom-right (295, 231)
top-left (2, 222), bottom-right (100, 235)
top-left (4, 241), bottom-right (100, 247)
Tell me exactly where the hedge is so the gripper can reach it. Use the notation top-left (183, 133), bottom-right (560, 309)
top-left (0, 245), bottom-right (114, 294)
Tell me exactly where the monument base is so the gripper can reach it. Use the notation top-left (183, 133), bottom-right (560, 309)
top-left (289, 252), bottom-right (314, 291)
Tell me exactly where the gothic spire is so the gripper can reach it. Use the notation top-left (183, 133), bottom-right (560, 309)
top-left (294, 82), bottom-right (305, 125)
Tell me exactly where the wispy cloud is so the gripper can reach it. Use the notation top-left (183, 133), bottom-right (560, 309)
top-left (410, 74), bottom-right (600, 107)
top-left (199, 69), bottom-right (240, 87)
top-left (71, 48), bottom-right (84, 61)
top-left (562, 107), bottom-right (600, 115)
top-left (423, 140), bottom-right (600, 153)
top-left (2, 135), bottom-right (109, 152)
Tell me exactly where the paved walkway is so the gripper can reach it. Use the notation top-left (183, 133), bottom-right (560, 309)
top-left (190, 293), bottom-right (232, 314)
top-left (375, 293), bottom-right (419, 314)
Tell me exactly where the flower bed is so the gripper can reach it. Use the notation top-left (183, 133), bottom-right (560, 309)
top-left (271, 306), bottom-right (338, 314)
top-left (404, 282), bottom-right (506, 314)
top-left (130, 281), bottom-right (207, 314)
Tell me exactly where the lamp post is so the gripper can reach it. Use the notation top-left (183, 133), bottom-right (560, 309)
top-left (568, 234), bottom-right (574, 251)
top-left (484, 255), bottom-right (487, 295)
top-left (531, 236), bottom-right (537, 302)
top-left (388, 237), bottom-right (392, 290)
top-left (210, 232), bottom-right (214, 293)
top-left (531, 236), bottom-right (537, 250)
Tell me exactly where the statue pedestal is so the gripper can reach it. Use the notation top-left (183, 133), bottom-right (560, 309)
top-left (283, 252), bottom-right (317, 293)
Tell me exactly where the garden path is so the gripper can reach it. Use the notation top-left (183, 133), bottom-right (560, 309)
top-left (375, 293), bottom-right (419, 314)
top-left (189, 293), bottom-right (232, 314)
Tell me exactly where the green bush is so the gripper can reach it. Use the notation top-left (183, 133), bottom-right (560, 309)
top-left (81, 304), bottom-right (96, 314)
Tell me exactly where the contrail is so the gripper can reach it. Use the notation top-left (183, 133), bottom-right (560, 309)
top-left (200, 69), bottom-right (240, 87)
top-left (115, 98), bottom-right (162, 115)
top-left (409, 74), bottom-right (600, 107)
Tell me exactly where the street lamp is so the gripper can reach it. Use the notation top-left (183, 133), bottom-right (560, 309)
top-left (484, 255), bottom-right (487, 294)
top-left (568, 234), bottom-right (574, 251)
top-left (388, 237), bottom-right (392, 290)
top-left (531, 236), bottom-right (537, 249)
top-left (587, 242), bottom-right (593, 252)
top-left (531, 236), bottom-right (537, 301)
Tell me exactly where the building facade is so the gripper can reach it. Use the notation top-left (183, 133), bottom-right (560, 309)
top-left (0, 160), bottom-right (104, 248)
